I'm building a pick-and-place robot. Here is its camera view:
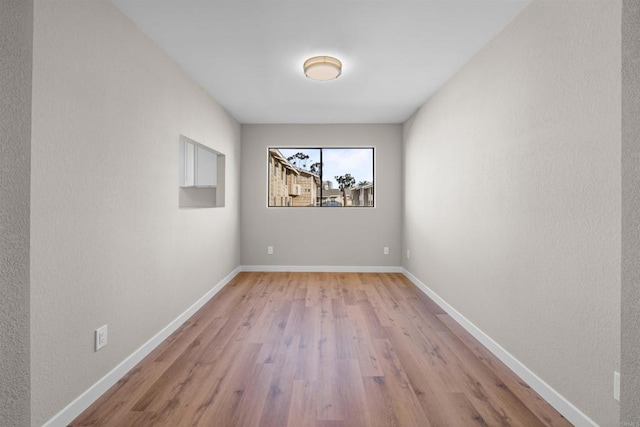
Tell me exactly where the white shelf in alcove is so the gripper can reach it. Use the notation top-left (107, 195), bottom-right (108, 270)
top-left (178, 134), bottom-right (225, 209)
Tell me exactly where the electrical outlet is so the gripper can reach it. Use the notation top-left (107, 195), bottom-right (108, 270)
top-left (383, 247), bottom-right (389, 255)
top-left (267, 246), bottom-right (274, 255)
top-left (95, 325), bottom-right (108, 351)
top-left (614, 371), bottom-right (620, 401)
top-left (406, 249), bottom-right (411, 259)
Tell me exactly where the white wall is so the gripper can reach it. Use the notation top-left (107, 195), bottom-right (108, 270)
top-left (241, 124), bottom-right (402, 268)
top-left (30, 1), bottom-right (241, 425)
top-left (622, 0), bottom-right (640, 424)
top-left (402, 1), bottom-right (620, 425)
top-left (0, 1), bottom-right (32, 426)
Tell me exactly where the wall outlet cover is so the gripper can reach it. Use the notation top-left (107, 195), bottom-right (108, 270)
top-left (95, 325), bottom-right (108, 351)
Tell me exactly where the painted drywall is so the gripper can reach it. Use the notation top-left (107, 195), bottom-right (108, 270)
top-left (402, 1), bottom-right (620, 425)
top-left (0, 1), bottom-right (32, 426)
top-left (30, 1), bottom-right (241, 425)
top-left (241, 124), bottom-right (402, 267)
top-left (622, 0), bottom-right (640, 424)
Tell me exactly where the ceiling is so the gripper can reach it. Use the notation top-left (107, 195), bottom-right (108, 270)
top-left (111, 0), bottom-right (531, 124)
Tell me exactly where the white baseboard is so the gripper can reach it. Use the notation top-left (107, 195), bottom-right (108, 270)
top-left (401, 268), bottom-right (597, 427)
top-left (240, 265), bottom-right (403, 273)
top-left (43, 266), bottom-right (241, 427)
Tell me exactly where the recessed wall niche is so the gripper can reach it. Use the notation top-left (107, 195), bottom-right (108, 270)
top-left (178, 135), bottom-right (225, 208)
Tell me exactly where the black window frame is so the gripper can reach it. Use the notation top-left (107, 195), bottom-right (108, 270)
top-left (267, 147), bottom-right (375, 208)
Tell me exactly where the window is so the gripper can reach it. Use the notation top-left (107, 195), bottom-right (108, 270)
top-left (267, 147), bottom-right (374, 207)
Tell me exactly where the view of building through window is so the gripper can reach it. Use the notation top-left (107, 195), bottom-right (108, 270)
top-left (268, 147), bottom-right (374, 207)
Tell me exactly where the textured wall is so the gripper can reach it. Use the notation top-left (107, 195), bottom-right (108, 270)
top-left (402, 1), bottom-right (620, 425)
top-left (622, 0), bottom-right (640, 424)
top-left (0, 1), bottom-right (32, 426)
top-left (30, 1), bottom-right (241, 425)
top-left (241, 124), bottom-right (402, 267)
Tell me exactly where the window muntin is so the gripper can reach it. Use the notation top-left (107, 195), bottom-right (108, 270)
top-left (267, 147), bottom-right (374, 207)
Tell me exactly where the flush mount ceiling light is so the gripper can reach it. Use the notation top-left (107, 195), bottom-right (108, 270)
top-left (303, 56), bottom-right (342, 81)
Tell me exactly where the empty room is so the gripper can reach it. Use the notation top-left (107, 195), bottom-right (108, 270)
top-left (1, 0), bottom-right (639, 426)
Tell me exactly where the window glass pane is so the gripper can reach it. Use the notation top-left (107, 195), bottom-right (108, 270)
top-left (321, 148), bottom-right (373, 207)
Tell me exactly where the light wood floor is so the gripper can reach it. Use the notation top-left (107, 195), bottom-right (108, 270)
top-left (71, 272), bottom-right (571, 426)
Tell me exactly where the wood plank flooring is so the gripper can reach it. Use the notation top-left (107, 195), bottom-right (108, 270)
top-left (71, 272), bottom-right (571, 427)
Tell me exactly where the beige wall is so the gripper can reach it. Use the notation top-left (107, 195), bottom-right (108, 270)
top-left (268, 153), bottom-right (295, 207)
top-left (402, 1), bottom-right (621, 425)
top-left (30, 1), bottom-right (241, 425)
top-left (622, 0), bottom-right (640, 424)
top-left (0, 1), bottom-right (33, 426)
top-left (241, 124), bottom-right (402, 267)
top-left (291, 173), bottom-right (319, 207)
